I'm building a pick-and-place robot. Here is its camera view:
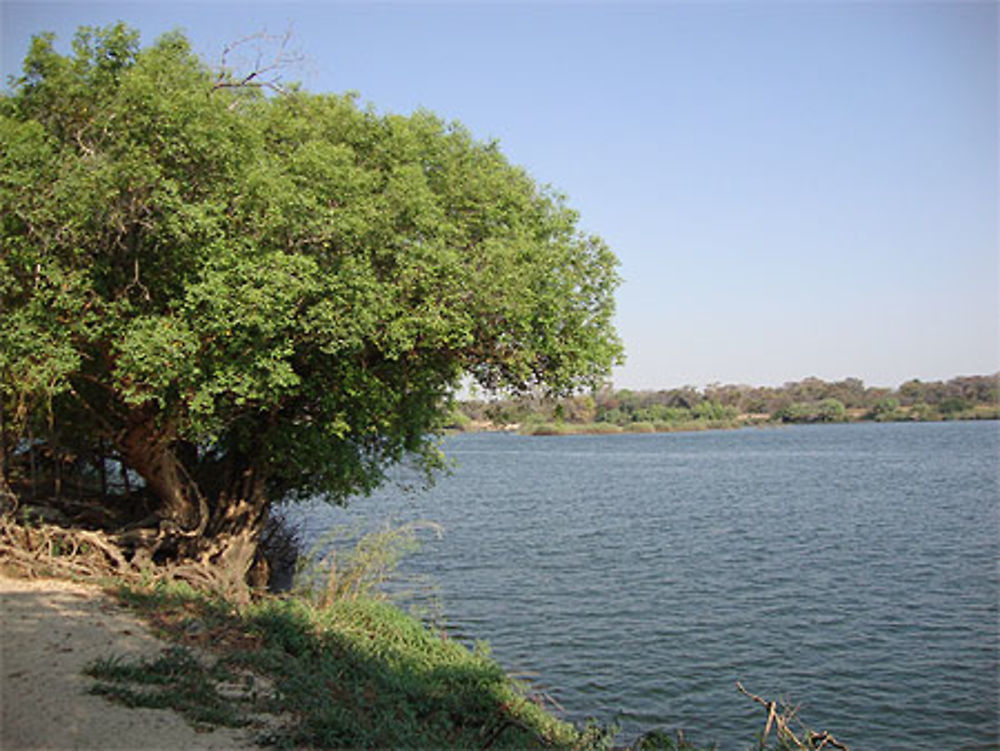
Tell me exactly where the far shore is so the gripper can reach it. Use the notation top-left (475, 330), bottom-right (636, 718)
top-left (450, 408), bottom-right (998, 437)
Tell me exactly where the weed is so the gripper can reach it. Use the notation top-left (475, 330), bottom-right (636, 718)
top-left (85, 646), bottom-right (255, 730)
top-left (293, 519), bottom-right (443, 606)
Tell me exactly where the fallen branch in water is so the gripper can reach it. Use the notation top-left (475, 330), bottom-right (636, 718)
top-left (737, 682), bottom-right (849, 750)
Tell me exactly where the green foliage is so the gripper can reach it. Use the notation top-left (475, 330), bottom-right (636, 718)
top-left (691, 400), bottom-right (736, 422)
top-left (442, 406), bottom-right (472, 431)
top-left (1, 23), bottom-right (622, 539)
top-left (937, 396), bottom-right (969, 416)
top-left (816, 398), bottom-right (847, 422)
top-left (869, 397), bottom-right (902, 422)
top-left (907, 402), bottom-right (936, 421)
top-left (524, 421), bottom-right (622, 436)
top-left (774, 398), bottom-right (847, 424)
top-left (632, 728), bottom-right (712, 750)
top-left (773, 403), bottom-right (808, 424)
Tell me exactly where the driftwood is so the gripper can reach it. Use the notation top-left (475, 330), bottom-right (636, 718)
top-left (738, 682), bottom-right (849, 750)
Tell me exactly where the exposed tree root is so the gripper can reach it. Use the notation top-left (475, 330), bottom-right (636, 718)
top-left (0, 506), bottom-right (250, 600)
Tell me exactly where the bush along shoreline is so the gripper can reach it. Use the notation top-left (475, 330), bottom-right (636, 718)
top-left (448, 374), bottom-right (999, 435)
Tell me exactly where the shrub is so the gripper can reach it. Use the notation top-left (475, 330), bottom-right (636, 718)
top-left (294, 521), bottom-right (443, 606)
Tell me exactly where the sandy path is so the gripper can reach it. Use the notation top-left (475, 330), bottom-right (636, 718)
top-left (0, 573), bottom-right (259, 750)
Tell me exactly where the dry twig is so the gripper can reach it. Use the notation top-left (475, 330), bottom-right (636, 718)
top-left (211, 26), bottom-right (305, 99)
top-left (737, 682), bottom-right (849, 751)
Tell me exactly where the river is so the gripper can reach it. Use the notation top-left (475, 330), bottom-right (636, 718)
top-left (286, 420), bottom-right (999, 750)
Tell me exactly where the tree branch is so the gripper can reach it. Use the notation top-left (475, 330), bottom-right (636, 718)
top-left (211, 26), bottom-right (304, 99)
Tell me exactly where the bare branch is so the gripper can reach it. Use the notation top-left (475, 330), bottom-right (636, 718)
top-left (211, 25), bottom-right (305, 99)
top-left (737, 682), bottom-right (850, 751)
top-left (123, 257), bottom-right (150, 301)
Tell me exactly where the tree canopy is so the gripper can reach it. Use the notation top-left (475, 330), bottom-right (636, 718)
top-left (0, 24), bottom-right (622, 578)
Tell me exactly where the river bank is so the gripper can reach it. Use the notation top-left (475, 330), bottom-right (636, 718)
top-left (454, 407), bottom-right (999, 437)
top-left (0, 554), bottom-right (620, 750)
top-left (0, 494), bottom-right (859, 751)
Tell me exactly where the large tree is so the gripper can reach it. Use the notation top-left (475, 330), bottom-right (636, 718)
top-left (0, 24), bottom-right (622, 579)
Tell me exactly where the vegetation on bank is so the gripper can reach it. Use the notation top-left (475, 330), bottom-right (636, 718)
top-left (88, 583), bottom-right (602, 750)
top-left (3, 506), bottom-right (850, 751)
top-left (450, 374), bottom-right (999, 435)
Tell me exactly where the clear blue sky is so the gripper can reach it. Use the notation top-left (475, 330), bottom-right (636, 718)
top-left (3, 1), bottom-right (997, 390)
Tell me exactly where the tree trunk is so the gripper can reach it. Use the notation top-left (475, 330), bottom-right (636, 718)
top-left (0, 469), bottom-right (13, 511)
top-left (98, 438), bottom-right (108, 502)
top-left (117, 411), bottom-right (208, 536)
top-left (0, 400), bottom-right (8, 494)
top-left (116, 409), bottom-right (270, 590)
top-left (200, 466), bottom-right (269, 578)
top-left (0, 402), bottom-right (12, 509)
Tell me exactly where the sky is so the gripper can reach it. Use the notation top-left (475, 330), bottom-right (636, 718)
top-left (2, 1), bottom-right (997, 391)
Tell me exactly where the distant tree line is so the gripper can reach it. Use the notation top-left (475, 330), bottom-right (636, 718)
top-left (452, 374), bottom-right (999, 433)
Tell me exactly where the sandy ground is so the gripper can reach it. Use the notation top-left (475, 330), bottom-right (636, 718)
top-left (0, 572), bottom-right (259, 750)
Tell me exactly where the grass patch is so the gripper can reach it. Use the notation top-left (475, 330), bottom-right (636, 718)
top-left (523, 422), bottom-right (625, 435)
top-left (91, 581), bottom-right (618, 749)
top-left (85, 646), bottom-right (257, 730)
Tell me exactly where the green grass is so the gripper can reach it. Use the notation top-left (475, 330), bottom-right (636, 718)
top-left (294, 520), bottom-right (444, 607)
top-left (86, 646), bottom-right (255, 730)
top-left (522, 422), bottom-right (610, 436)
top-left (90, 581), bottom-right (621, 749)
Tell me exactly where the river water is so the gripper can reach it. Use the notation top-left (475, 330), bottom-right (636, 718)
top-left (287, 420), bottom-right (999, 750)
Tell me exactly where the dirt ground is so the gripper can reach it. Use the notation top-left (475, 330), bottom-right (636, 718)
top-left (0, 572), bottom-right (259, 750)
